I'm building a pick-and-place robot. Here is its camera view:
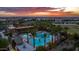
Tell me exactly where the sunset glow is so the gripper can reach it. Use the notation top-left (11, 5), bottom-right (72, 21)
top-left (0, 7), bottom-right (79, 16)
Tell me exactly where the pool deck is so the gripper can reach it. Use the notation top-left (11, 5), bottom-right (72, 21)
top-left (15, 31), bottom-right (53, 51)
top-left (16, 42), bottom-right (35, 51)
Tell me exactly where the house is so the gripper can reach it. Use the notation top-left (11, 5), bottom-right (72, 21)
top-left (0, 30), bottom-right (8, 39)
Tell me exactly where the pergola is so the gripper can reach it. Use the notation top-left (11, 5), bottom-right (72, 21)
top-left (8, 26), bottom-right (33, 30)
top-left (8, 26), bottom-right (33, 33)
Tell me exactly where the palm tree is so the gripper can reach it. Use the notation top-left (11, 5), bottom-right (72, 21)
top-left (12, 39), bottom-right (16, 49)
top-left (50, 25), bottom-right (62, 44)
top-left (50, 25), bottom-right (57, 43)
top-left (44, 33), bottom-right (47, 47)
top-left (26, 32), bottom-right (29, 44)
top-left (50, 31), bottom-right (54, 43)
top-left (5, 32), bottom-right (12, 43)
top-left (71, 33), bottom-right (79, 50)
top-left (32, 21), bottom-right (38, 29)
top-left (32, 32), bottom-right (36, 48)
top-left (61, 27), bottom-right (69, 40)
top-left (63, 27), bottom-right (68, 33)
top-left (67, 33), bottom-right (74, 40)
top-left (34, 21), bottom-right (51, 31)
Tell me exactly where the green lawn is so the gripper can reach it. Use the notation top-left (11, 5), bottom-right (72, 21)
top-left (68, 28), bottom-right (79, 34)
top-left (57, 24), bottom-right (79, 34)
top-left (67, 25), bottom-right (79, 34)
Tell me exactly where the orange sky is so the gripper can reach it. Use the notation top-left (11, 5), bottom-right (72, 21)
top-left (0, 7), bottom-right (79, 16)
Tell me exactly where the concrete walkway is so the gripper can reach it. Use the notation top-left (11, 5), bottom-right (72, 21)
top-left (51, 39), bottom-right (75, 51)
top-left (16, 42), bottom-right (35, 51)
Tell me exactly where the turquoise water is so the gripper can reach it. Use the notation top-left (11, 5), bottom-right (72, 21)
top-left (21, 31), bottom-right (52, 47)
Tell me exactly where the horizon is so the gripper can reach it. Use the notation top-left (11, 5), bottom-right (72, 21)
top-left (0, 7), bottom-right (79, 17)
top-left (0, 16), bottom-right (79, 17)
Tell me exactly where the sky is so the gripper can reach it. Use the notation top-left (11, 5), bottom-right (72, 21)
top-left (0, 0), bottom-right (79, 16)
top-left (0, 7), bottom-right (79, 16)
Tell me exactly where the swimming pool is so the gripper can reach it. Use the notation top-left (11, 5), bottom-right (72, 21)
top-left (21, 31), bottom-right (53, 47)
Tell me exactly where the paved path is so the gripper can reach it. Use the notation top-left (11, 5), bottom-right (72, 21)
top-left (16, 42), bottom-right (35, 51)
top-left (51, 39), bottom-right (75, 51)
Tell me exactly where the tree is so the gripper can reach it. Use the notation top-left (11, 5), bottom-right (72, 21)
top-left (0, 39), bottom-right (9, 48)
top-left (12, 40), bottom-right (16, 49)
top-left (73, 33), bottom-right (79, 49)
top-left (24, 32), bottom-right (29, 44)
top-left (62, 27), bottom-right (68, 36)
top-left (44, 33), bottom-right (47, 47)
top-left (32, 32), bottom-right (36, 48)
top-left (62, 48), bottom-right (74, 51)
top-left (36, 46), bottom-right (48, 51)
top-left (50, 25), bottom-right (60, 43)
top-left (76, 22), bottom-right (79, 25)
top-left (47, 42), bottom-right (55, 50)
top-left (73, 33), bottom-right (79, 41)
top-left (60, 27), bottom-right (69, 41)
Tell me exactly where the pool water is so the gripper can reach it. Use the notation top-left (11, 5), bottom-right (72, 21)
top-left (21, 31), bottom-right (53, 47)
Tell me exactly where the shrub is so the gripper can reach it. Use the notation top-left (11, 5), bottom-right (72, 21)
top-left (0, 39), bottom-right (9, 48)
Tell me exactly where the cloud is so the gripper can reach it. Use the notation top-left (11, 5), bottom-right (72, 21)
top-left (0, 11), bottom-right (16, 16)
top-left (32, 12), bottom-right (51, 15)
top-left (0, 7), bottom-right (79, 16)
top-left (64, 7), bottom-right (79, 14)
top-left (47, 8), bottom-right (65, 12)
